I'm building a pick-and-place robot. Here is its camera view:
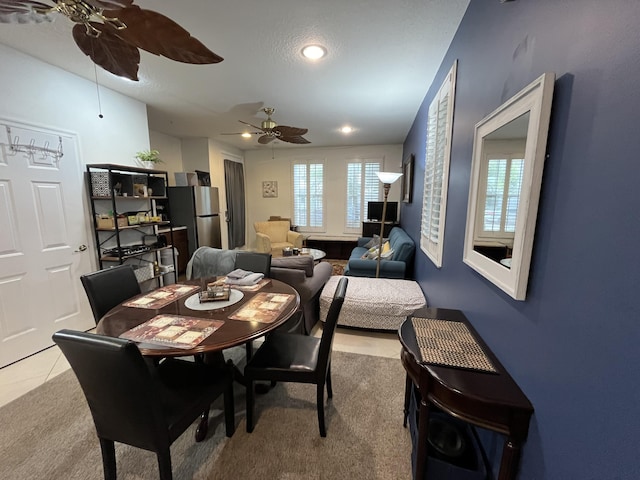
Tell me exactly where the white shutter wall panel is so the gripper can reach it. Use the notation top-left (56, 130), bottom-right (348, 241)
top-left (292, 160), bottom-right (324, 231)
top-left (346, 163), bottom-right (362, 228)
top-left (293, 163), bottom-right (308, 227)
top-left (345, 160), bottom-right (381, 232)
top-left (309, 163), bottom-right (324, 228)
top-left (420, 61), bottom-right (457, 267)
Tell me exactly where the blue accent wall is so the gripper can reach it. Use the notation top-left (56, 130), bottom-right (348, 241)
top-left (402, 1), bottom-right (640, 478)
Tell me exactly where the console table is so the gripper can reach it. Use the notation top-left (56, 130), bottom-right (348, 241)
top-left (399, 307), bottom-right (533, 480)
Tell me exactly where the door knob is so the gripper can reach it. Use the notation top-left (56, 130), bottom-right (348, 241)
top-left (75, 244), bottom-right (87, 252)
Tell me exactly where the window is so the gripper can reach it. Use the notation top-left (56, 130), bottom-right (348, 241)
top-left (345, 159), bottom-right (382, 232)
top-left (420, 61), bottom-right (457, 267)
top-left (292, 160), bottom-right (324, 231)
top-left (476, 155), bottom-right (524, 238)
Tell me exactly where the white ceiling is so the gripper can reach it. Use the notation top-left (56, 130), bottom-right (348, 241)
top-left (0, 0), bottom-right (470, 151)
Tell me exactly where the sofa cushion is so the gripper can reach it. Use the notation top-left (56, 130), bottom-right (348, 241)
top-left (388, 227), bottom-right (414, 263)
top-left (255, 220), bottom-right (290, 243)
top-left (271, 255), bottom-right (314, 277)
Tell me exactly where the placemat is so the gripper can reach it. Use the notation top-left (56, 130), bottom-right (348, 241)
top-left (123, 284), bottom-right (200, 309)
top-left (411, 317), bottom-right (497, 373)
top-left (228, 292), bottom-right (295, 323)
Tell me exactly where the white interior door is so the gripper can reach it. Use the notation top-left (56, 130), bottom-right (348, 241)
top-left (0, 121), bottom-right (93, 368)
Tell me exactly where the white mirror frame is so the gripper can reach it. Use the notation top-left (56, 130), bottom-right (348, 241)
top-left (463, 72), bottom-right (555, 300)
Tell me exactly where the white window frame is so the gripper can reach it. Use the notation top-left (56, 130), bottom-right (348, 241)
top-left (474, 142), bottom-right (525, 245)
top-left (344, 158), bottom-right (383, 234)
top-left (420, 61), bottom-right (457, 267)
top-left (291, 159), bottom-right (325, 233)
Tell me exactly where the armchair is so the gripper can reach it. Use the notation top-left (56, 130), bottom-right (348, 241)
top-left (254, 220), bottom-right (303, 254)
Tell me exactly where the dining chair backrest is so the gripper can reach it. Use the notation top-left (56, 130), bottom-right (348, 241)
top-left (317, 277), bottom-right (348, 375)
top-left (80, 265), bottom-right (141, 324)
top-left (53, 329), bottom-right (235, 479)
top-left (53, 330), bottom-right (167, 451)
top-left (234, 252), bottom-right (272, 277)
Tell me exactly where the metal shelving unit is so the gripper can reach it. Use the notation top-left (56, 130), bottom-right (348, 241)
top-left (86, 163), bottom-right (177, 287)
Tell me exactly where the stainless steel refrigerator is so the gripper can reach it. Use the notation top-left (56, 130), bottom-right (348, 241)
top-left (167, 186), bottom-right (222, 258)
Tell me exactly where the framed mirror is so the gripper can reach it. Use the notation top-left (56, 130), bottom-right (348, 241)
top-left (463, 73), bottom-right (555, 300)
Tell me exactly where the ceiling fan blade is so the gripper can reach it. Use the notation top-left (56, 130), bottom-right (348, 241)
top-left (239, 120), bottom-right (265, 131)
top-left (104, 5), bottom-right (223, 64)
top-left (0, 0), bottom-right (52, 24)
top-left (72, 22), bottom-right (140, 80)
top-left (84, 0), bottom-right (133, 9)
top-left (274, 125), bottom-right (308, 137)
top-left (279, 135), bottom-right (311, 145)
top-left (220, 131), bottom-right (261, 136)
top-left (258, 135), bottom-right (276, 145)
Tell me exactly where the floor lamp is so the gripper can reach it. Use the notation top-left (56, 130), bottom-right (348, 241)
top-left (375, 171), bottom-right (402, 278)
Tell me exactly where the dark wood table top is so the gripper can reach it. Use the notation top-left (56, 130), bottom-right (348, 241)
top-left (96, 278), bottom-right (300, 357)
top-left (399, 307), bottom-right (533, 437)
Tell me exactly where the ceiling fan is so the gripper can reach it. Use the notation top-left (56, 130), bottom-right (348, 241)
top-left (0, 0), bottom-right (223, 81)
top-left (223, 107), bottom-right (311, 145)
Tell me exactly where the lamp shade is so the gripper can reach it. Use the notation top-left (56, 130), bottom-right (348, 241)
top-left (376, 171), bottom-right (403, 184)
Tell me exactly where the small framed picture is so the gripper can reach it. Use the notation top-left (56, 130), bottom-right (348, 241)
top-left (262, 181), bottom-right (278, 198)
top-left (402, 154), bottom-right (414, 203)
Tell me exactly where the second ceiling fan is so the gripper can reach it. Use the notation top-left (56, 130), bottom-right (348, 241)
top-left (224, 107), bottom-right (310, 145)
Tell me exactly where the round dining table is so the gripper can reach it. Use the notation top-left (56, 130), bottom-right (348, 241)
top-left (96, 277), bottom-right (300, 358)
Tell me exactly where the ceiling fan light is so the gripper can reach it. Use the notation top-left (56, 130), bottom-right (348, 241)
top-left (302, 44), bottom-right (327, 60)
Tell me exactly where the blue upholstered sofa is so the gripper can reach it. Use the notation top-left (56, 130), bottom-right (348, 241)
top-left (344, 226), bottom-right (415, 279)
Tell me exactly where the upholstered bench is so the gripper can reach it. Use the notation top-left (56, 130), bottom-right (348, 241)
top-left (319, 276), bottom-right (426, 331)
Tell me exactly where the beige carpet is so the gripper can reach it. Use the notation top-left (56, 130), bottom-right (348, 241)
top-left (0, 350), bottom-right (411, 480)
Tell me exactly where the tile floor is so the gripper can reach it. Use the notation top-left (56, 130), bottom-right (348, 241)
top-left (0, 325), bottom-right (401, 409)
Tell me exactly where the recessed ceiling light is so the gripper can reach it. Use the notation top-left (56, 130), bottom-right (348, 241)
top-left (241, 132), bottom-right (252, 138)
top-left (302, 44), bottom-right (327, 60)
top-left (340, 126), bottom-right (353, 134)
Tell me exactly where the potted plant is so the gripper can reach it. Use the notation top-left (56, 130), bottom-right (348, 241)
top-left (134, 149), bottom-right (163, 169)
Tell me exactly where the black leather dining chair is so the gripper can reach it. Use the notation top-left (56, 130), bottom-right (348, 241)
top-left (234, 251), bottom-right (272, 276)
top-left (53, 329), bottom-right (235, 480)
top-left (80, 265), bottom-right (141, 324)
top-left (233, 252), bottom-right (272, 360)
top-left (244, 277), bottom-right (348, 437)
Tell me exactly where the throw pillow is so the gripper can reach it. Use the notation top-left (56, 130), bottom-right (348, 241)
top-left (362, 246), bottom-right (379, 259)
top-left (381, 241), bottom-right (391, 255)
top-left (380, 248), bottom-right (394, 260)
top-left (363, 234), bottom-right (387, 249)
top-left (271, 255), bottom-right (314, 277)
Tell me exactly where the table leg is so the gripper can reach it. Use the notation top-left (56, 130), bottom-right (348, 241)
top-left (202, 351), bottom-right (247, 386)
top-left (415, 398), bottom-right (431, 480)
top-left (498, 438), bottom-right (522, 480)
top-left (195, 407), bottom-right (210, 442)
top-left (403, 373), bottom-right (412, 427)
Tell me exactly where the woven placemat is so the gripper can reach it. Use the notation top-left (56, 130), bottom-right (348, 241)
top-left (411, 317), bottom-right (497, 373)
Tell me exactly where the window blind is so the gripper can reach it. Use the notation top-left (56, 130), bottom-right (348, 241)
top-left (420, 62), bottom-right (457, 268)
top-left (293, 161), bottom-right (324, 231)
top-left (345, 160), bottom-right (381, 229)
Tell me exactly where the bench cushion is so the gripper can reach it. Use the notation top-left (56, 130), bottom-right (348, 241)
top-left (320, 276), bottom-right (426, 330)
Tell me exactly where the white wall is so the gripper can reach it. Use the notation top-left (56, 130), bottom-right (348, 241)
top-left (149, 130), bottom-right (183, 186)
top-left (0, 45), bottom-right (150, 168)
top-left (0, 44), bottom-right (153, 270)
top-left (244, 144), bottom-right (403, 248)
